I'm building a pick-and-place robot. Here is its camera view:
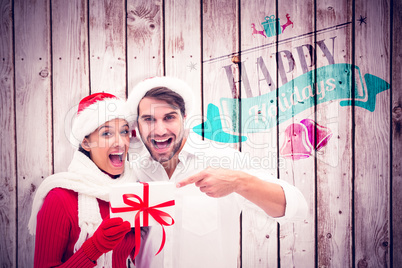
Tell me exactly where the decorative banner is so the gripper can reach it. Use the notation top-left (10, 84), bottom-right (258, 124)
top-left (193, 63), bottom-right (390, 143)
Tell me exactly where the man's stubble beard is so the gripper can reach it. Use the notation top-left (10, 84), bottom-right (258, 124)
top-left (141, 133), bottom-right (184, 164)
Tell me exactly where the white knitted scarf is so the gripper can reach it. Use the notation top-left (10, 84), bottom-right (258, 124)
top-left (28, 151), bottom-right (134, 267)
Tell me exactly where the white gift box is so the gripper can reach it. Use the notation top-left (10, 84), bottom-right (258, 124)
top-left (109, 181), bottom-right (175, 227)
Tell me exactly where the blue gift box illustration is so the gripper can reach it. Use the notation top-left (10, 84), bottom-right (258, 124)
top-left (262, 15), bottom-right (282, 37)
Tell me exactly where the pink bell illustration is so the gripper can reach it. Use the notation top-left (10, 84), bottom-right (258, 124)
top-left (300, 119), bottom-right (333, 151)
top-left (280, 122), bottom-right (313, 160)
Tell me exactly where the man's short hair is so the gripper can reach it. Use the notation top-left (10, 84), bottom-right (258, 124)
top-left (139, 87), bottom-right (186, 117)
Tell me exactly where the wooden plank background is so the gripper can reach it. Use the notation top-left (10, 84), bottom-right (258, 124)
top-left (277, 0), bottom-right (316, 266)
top-left (315, 1), bottom-right (353, 267)
top-left (0, 0), bottom-right (16, 266)
top-left (240, 1), bottom-right (279, 267)
top-left (392, 0), bottom-right (402, 266)
top-left (0, 0), bottom-right (400, 267)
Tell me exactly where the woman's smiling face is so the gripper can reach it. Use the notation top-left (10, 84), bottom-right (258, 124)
top-left (82, 118), bottom-right (130, 176)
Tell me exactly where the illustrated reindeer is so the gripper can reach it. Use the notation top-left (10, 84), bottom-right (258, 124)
top-left (281, 13), bottom-right (294, 32)
top-left (251, 23), bottom-right (267, 38)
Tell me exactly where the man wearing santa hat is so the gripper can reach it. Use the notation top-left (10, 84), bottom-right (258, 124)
top-left (125, 76), bottom-right (308, 268)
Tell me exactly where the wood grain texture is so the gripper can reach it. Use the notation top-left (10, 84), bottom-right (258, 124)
top-left (277, 1), bottom-right (316, 266)
top-left (315, 1), bottom-right (353, 267)
top-left (202, 0), bottom-right (240, 150)
top-left (239, 0), bottom-right (279, 267)
top-left (354, 0), bottom-right (391, 267)
top-left (0, 0), bottom-right (16, 267)
top-left (201, 0), bottom-right (240, 265)
top-left (51, 0), bottom-right (90, 173)
top-left (14, 0), bottom-right (52, 266)
top-left (89, 0), bottom-right (126, 98)
top-left (391, 0), bottom-right (402, 266)
top-left (126, 0), bottom-right (162, 90)
top-left (164, 0), bottom-right (202, 129)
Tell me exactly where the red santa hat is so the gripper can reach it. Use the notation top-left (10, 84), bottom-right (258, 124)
top-left (125, 76), bottom-right (195, 122)
top-left (70, 92), bottom-right (126, 148)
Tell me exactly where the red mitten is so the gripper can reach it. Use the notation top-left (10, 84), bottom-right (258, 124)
top-left (83, 217), bottom-right (131, 261)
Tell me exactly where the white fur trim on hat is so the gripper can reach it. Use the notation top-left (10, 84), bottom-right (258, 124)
top-left (69, 98), bottom-right (126, 148)
top-left (126, 76), bottom-right (195, 122)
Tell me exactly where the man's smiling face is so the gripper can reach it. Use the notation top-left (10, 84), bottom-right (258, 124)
top-left (137, 97), bottom-right (185, 163)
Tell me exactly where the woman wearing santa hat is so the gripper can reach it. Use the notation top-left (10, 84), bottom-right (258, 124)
top-left (28, 93), bottom-right (136, 267)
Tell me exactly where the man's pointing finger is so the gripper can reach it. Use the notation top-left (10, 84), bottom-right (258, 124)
top-left (176, 172), bottom-right (205, 188)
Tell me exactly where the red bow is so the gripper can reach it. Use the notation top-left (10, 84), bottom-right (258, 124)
top-left (110, 182), bottom-right (175, 258)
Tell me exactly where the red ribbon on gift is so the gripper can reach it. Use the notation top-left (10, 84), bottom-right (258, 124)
top-left (110, 182), bottom-right (175, 258)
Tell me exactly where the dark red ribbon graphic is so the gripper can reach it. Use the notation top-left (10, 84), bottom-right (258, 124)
top-left (110, 182), bottom-right (175, 258)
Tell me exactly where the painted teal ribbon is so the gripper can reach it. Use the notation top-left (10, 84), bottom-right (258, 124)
top-left (193, 63), bottom-right (389, 143)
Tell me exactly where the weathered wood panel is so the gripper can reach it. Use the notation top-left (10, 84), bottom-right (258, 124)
top-left (316, 1), bottom-right (353, 267)
top-left (239, 0), bottom-right (279, 267)
top-left (201, 0), bottom-right (241, 266)
top-left (277, 1), bottom-right (316, 266)
top-left (14, 0), bottom-right (52, 266)
top-left (392, 0), bottom-right (402, 266)
top-left (0, 0), bottom-right (16, 267)
top-left (391, 1), bottom-right (402, 267)
top-left (164, 0), bottom-right (202, 129)
top-left (126, 0), bottom-right (162, 91)
top-left (52, 0), bottom-right (89, 173)
top-left (202, 0), bottom-right (240, 150)
top-left (89, 0), bottom-right (126, 98)
top-left (354, 0), bottom-right (391, 266)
